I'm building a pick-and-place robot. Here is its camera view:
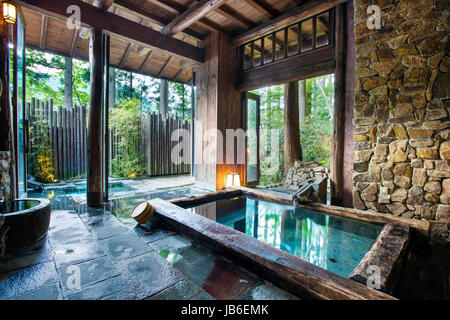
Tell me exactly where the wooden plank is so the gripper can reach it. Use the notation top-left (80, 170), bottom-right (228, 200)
top-left (216, 6), bottom-right (253, 29)
top-left (113, 0), bottom-right (205, 41)
top-left (70, 29), bottom-right (81, 57)
top-left (17, 0), bottom-right (205, 63)
top-left (237, 47), bottom-right (335, 91)
top-left (241, 0), bottom-right (277, 18)
top-left (150, 198), bottom-right (396, 300)
top-left (238, 186), bottom-right (431, 236)
top-left (349, 224), bottom-right (411, 296)
top-left (39, 14), bottom-right (48, 49)
top-left (158, 56), bottom-right (174, 77)
top-left (119, 43), bottom-right (134, 68)
top-left (231, 0), bottom-right (347, 47)
top-left (330, 4), bottom-right (346, 205)
top-left (162, 0), bottom-right (227, 37)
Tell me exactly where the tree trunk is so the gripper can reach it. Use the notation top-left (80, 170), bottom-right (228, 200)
top-left (64, 57), bottom-right (73, 110)
top-left (284, 81), bottom-right (302, 174)
top-left (160, 79), bottom-right (168, 117)
top-left (299, 79), bottom-right (306, 124)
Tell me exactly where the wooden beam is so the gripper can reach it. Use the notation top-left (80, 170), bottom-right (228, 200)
top-left (158, 56), bottom-right (175, 77)
top-left (39, 15), bottom-right (48, 49)
top-left (330, 4), bottom-right (346, 205)
top-left (232, 0), bottom-right (347, 47)
top-left (17, 0), bottom-right (204, 63)
top-left (162, 0), bottom-right (227, 37)
top-left (119, 43), bottom-right (134, 68)
top-left (70, 28), bottom-right (81, 56)
top-left (242, 0), bottom-right (277, 18)
top-left (216, 5), bottom-right (253, 29)
top-left (114, 0), bottom-right (205, 41)
top-left (139, 50), bottom-right (154, 72)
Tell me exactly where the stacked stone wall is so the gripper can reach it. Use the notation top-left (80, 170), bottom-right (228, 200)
top-left (353, 0), bottom-right (449, 226)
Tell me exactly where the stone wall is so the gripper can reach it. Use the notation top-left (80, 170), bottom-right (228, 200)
top-left (283, 161), bottom-right (329, 190)
top-left (0, 151), bottom-right (11, 201)
top-left (352, 0), bottom-right (449, 226)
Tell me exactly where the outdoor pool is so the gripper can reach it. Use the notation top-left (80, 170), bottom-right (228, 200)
top-left (28, 182), bottom-right (135, 198)
top-left (186, 196), bottom-right (382, 278)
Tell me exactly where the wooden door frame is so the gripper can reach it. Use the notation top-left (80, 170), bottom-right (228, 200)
top-left (244, 92), bottom-right (261, 187)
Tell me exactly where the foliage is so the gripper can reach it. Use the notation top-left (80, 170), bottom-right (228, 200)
top-left (29, 121), bottom-right (55, 183)
top-left (169, 82), bottom-right (192, 121)
top-left (250, 74), bottom-right (334, 186)
top-left (109, 98), bottom-right (145, 178)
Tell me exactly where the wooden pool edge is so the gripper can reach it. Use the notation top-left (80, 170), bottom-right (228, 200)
top-left (151, 195), bottom-right (396, 300)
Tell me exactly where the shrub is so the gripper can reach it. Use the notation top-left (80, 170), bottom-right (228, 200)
top-left (109, 98), bottom-right (145, 178)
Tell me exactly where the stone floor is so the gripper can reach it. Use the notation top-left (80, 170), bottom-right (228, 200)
top-left (0, 177), bottom-right (299, 300)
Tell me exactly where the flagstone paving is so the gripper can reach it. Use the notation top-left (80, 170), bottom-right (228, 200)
top-left (1, 178), bottom-right (299, 300)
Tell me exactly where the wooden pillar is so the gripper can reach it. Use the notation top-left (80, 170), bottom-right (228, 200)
top-left (87, 28), bottom-right (104, 207)
top-left (194, 32), bottom-right (243, 190)
top-left (160, 79), bottom-right (168, 117)
top-left (0, 20), bottom-right (11, 152)
top-left (64, 57), bottom-right (73, 110)
top-left (331, 4), bottom-right (347, 206)
top-left (284, 81), bottom-right (302, 174)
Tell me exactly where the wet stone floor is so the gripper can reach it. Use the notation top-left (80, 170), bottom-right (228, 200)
top-left (0, 181), bottom-right (299, 300)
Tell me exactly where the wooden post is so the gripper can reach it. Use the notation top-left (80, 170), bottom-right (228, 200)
top-left (87, 28), bottom-right (104, 207)
top-left (299, 79), bottom-right (306, 124)
top-left (331, 4), bottom-right (346, 206)
top-left (64, 57), bottom-right (73, 110)
top-left (160, 79), bottom-right (168, 117)
top-left (284, 81), bottom-right (302, 174)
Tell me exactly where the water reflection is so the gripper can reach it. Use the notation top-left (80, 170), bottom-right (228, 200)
top-left (187, 196), bottom-right (381, 277)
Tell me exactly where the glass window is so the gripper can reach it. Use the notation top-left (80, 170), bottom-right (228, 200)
top-left (263, 34), bottom-right (273, 64)
top-left (243, 43), bottom-right (252, 70)
top-left (287, 25), bottom-right (299, 56)
top-left (274, 30), bottom-right (285, 61)
top-left (316, 11), bottom-right (330, 48)
top-left (301, 18), bottom-right (313, 52)
top-left (253, 39), bottom-right (263, 67)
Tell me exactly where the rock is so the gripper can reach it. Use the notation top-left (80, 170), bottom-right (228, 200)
top-left (401, 211), bottom-right (415, 219)
top-left (406, 186), bottom-right (424, 205)
top-left (392, 124), bottom-right (408, 139)
top-left (393, 163), bottom-right (412, 177)
top-left (411, 159), bottom-right (423, 168)
top-left (355, 150), bottom-right (373, 162)
top-left (424, 160), bottom-right (435, 169)
top-left (394, 175), bottom-right (411, 188)
top-left (412, 168), bottom-right (427, 187)
top-left (407, 128), bottom-right (434, 139)
top-left (361, 193), bottom-right (377, 201)
top-left (424, 181), bottom-right (442, 195)
top-left (425, 193), bottom-right (440, 203)
top-left (391, 188), bottom-right (408, 202)
top-left (417, 147), bottom-right (439, 159)
top-left (353, 190), bottom-right (366, 210)
top-left (416, 203), bottom-right (436, 220)
top-left (440, 141), bottom-right (450, 160)
top-left (436, 205), bottom-right (450, 222)
top-left (354, 162), bottom-right (368, 172)
top-left (387, 203), bottom-right (407, 216)
top-left (409, 138), bottom-right (435, 148)
top-left (441, 179), bottom-right (450, 204)
top-left (382, 168), bottom-right (394, 181)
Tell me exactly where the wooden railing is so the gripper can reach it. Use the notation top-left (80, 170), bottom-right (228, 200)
top-left (27, 98), bottom-right (191, 181)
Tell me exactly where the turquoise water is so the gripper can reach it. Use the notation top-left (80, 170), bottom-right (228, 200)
top-left (28, 182), bottom-right (135, 198)
top-left (187, 196), bottom-right (382, 278)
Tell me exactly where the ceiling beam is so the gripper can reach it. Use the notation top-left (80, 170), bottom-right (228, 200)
top-left (70, 28), bottom-right (81, 56)
top-left (158, 56), bottom-right (175, 77)
top-left (216, 6), bottom-right (253, 29)
top-left (114, 0), bottom-right (205, 41)
top-left (119, 43), bottom-right (135, 68)
top-left (242, 0), bottom-right (277, 18)
top-left (139, 50), bottom-right (154, 72)
top-left (162, 0), bottom-right (227, 37)
top-left (39, 15), bottom-right (48, 49)
top-left (232, 0), bottom-right (346, 47)
top-left (17, 0), bottom-right (204, 63)
top-left (148, 0), bottom-right (225, 33)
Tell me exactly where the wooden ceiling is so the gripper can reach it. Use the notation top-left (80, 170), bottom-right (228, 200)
top-left (21, 0), bottom-right (310, 84)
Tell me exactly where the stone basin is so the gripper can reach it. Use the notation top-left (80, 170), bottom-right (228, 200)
top-left (0, 199), bottom-right (51, 254)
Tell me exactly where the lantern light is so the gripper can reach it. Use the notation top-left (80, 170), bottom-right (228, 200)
top-left (225, 173), bottom-right (241, 188)
top-left (2, 1), bottom-right (17, 24)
